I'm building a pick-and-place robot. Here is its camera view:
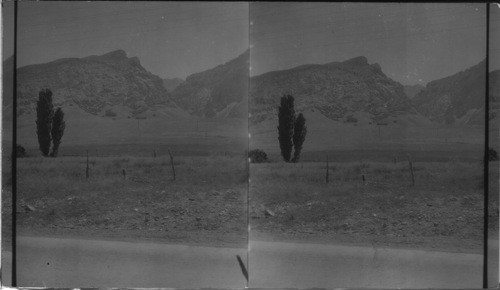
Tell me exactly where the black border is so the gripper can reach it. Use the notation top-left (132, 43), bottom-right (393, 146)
top-left (483, 2), bottom-right (490, 289)
top-left (5, 1), bottom-right (497, 288)
top-left (11, 0), bottom-right (18, 286)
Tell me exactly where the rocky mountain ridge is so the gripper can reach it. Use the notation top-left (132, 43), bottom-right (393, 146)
top-left (249, 56), bottom-right (414, 124)
top-left (16, 50), bottom-right (175, 117)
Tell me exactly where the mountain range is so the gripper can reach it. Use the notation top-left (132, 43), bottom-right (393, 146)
top-left (4, 49), bottom-right (497, 126)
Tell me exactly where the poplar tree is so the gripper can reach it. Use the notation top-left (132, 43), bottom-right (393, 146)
top-left (36, 89), bottom-right (54, 156)
top-left (50, 107), bottom-right (66, 157)
top-left (292, 113), bottom-right (307, 163)
top-left (277, 95), bottom-right (296, 162)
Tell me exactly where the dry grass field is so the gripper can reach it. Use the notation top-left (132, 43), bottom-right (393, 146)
top-left (3, 113), bottom-right (250, 247)
top-left (250, 159), bottom-right (492, 253)
top-left (246, 111), bottom-right (496, 252)
top-left (3, 153), bottom-right (248, 247)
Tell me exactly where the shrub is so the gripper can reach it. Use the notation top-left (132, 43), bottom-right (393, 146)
top-left (16, 144), bottom-right (28, 158)
top-left (345, 115), bottom-right (358, 123)
top-left (249, 149), bottom-right (268, 163)
top-left (489, 148), bottom-right (499, 161)
top-left (104, 109), bottom-right (117, 117)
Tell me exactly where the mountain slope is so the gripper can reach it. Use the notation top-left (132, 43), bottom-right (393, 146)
top-left (412, 60), bottom-right (488, 125)
top-left (16, 50), bottom-right (175, 117)
top-left (171, 50), bottom-right (249, 118)
top-left (404, 84), bottom-right (425, 99)
top-left (250, 56), bottom-right (413, 123)
top-left (162, 78), bottom-right (184, 92)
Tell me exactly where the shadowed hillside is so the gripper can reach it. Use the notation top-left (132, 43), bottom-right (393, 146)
top-left (171, 50), bottom-right (249, 118)
top-left (404, 84), bottom-right (425, 99)
top-left (412, 60), bottom-right (495, 125)
top-left (162, 77), bottom-right (184, 92)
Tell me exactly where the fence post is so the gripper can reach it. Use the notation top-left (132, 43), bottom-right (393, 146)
top-left (86, 150), bottom-right (89, 180)
top-left (407, 155), bottom-right (415, 186)
top-left (153, 150), bottom-right (156, 158)
top-left (326, 155), bottom-right (329, 184)
top-left (122, 169), bottom-right (126, 180)
top-left (168, 149), bottom-right (176, 181)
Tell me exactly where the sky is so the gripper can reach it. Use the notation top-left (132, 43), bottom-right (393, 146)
top-left (2, 1), bottom-right (249, 80)
top-left (2, 2), bottom-right (499, 85)
top-left (250, 3), bottom-right (499, 85)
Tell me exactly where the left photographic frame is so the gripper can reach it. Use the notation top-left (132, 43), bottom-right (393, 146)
top-left (2, 1), bottom-right (250, 287)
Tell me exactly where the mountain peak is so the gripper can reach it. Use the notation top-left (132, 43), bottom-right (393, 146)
top-left (342, 56), bottom-right (369, 66)
top-left (82, 49), bottom-right (129, 63)
top-left (100, 49), bottom-right (128, 60)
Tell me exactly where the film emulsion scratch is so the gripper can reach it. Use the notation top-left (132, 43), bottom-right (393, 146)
top-left (0, 1), bottom-right (498, 289)
top-left (2, 2), bottom-right (249, 288)
top-left (248, 2), bottom-right (497, 288)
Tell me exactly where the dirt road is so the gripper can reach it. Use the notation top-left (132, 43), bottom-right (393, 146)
top-left (248, 239), bottom-right (495, 288)
top-left (1, 236), bottom-right (497, 288)
top-left (1, 236), bottom-right (247, 288)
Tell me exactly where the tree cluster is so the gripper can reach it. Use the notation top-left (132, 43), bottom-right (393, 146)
top-left (248, 149), bottom-right (268, 163)
top-left (36, 89), bottom-right (66, 157)
top-left (278, 95), bottom-right (307, 162)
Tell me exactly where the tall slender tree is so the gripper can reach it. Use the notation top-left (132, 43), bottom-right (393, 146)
top-left (36, 89), bottom-right (54, 156)
top-left (50, 107), bottom-right (66, 157)
top-left (291, 113), bottom-right (307, 163)
top-left (277, 95), bottom-right (295, 162)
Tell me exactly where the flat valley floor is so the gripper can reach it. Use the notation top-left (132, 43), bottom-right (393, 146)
top-left (1, 117), bottom-right (498, 287)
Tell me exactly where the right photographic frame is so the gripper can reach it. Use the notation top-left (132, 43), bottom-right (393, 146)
top-left (248, 3), bottom-right (497, 288)
top-left (488, 2), bottom-right (500, 288)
